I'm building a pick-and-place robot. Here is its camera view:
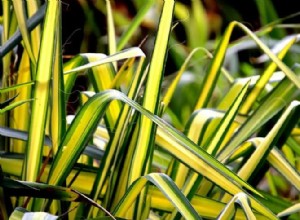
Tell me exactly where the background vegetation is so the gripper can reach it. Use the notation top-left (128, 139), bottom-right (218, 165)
top-left (1, 0), bottom-right (300, 219)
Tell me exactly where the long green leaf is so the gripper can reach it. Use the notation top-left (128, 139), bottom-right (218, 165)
top-left (12, 1), bottom-right (36, 65)
top-left (127, 0), bottom-right (175, 188)
top-left (86, 54), bottom-right (121, 135)
top-left (51, 10), bottom-right (66, 155)
top-left (10, 51), bottom-right (32, 153)
top-left (127, 1), bottom-right (175, 217)
top-left (23, 1), bottom-right (60, 181)
top-left (0, 99), bottom-right (33, 114)
top-left (117, 0), bottom-right (154, 51)
top-left (26, 0), bottom-right (41, 61)
top-left (106, 0), bottom-right (117, 70)
top-left (254, 0), bottom-right (285, 38)
top-left (0, 82), bottom-right (34, 94)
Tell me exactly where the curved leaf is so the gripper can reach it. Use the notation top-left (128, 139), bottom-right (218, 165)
top-left (112, 173), bottom-right (201, 220)
top-left (64, 48), bottom-right (145, 75)
top-left (217, 193), bottom-right (256, 220)
top-left (47, 90), bottom-right (276, 219)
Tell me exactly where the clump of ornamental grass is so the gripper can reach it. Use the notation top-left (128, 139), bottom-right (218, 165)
top-left (1, 1), bottom-right (300, 220)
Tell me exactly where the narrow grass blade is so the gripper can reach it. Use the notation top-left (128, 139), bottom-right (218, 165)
top-left (174, 1), bottom-right (208, 48)
top-left (127, 0), bottom-right (175, 185)
top-left (10, 52), bottom-right (33, 153)
top-left (0, 99), bottom-right (33, 114)
top-left (108, 57), bottom-right (136, 89)
top-left (0, 155), bottom-right (96, 194)
top-left (26, 0), bottom-right (41, 61)
top-left (23, 1), bottom-right (60, 181)
top-left (155, 128), bottom-right (276, 219)
top-left (51, 11), bottom-right (66, 155)
top-left (112, 173), bottom-right (201, 220)
top-left (252, 34), bottom-right (299, 64)
top-left (0, 169), bottom-right (9, 220)
top-left (281, 144), bottom-right (295, 166)
top-left (1, 0), bottom-right (17, 141)
top-left (0, 156), bottom-right (98, 195)
top-left (1, 0), bottom-right (11, 43)
top-left (195, 22), bottom-right (236, 109)
top-left (108, 125), bottom-right (139, 217)
top-left (106, 0), bottom-right (117, 69)
top-left (12, 1), bottom-right (36, 65)
top-left (108, 60), bottom-right (147, 209)
top-left (47, 91), bottom-right (117, 186)
top-left (254, 0), bottom-right (285, 38)
top-left (86, 54), bottom-right (121, 135)
top-left (117, 0), bottom-right (154, 51)
top-left (160, 49), bottom-right (216, 190)
top-left (0, 129), bottom-right (102, 160)
top-left (127, 1), bottom-right (175, 217)
top-left (255, 0), bottom-right (279, 26)
top-left (163, 48), bottom-right (208, 110)
top-left (205, 82), bottom-right (249, 155)
top-left (189, 0), bottom-right (208, 48)
top-left (217, 78), bottom-right (250, 112)
top-left (0, 94), bottom-right (18, 109)
top-left (64, 49), bottom-right (145, 137)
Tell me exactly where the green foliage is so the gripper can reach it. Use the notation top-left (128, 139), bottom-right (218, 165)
top-left (1, 0), bottom-right (300, 219)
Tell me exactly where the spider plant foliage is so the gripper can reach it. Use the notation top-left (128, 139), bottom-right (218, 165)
top-left (1, 0), bottom-right (300, 219)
